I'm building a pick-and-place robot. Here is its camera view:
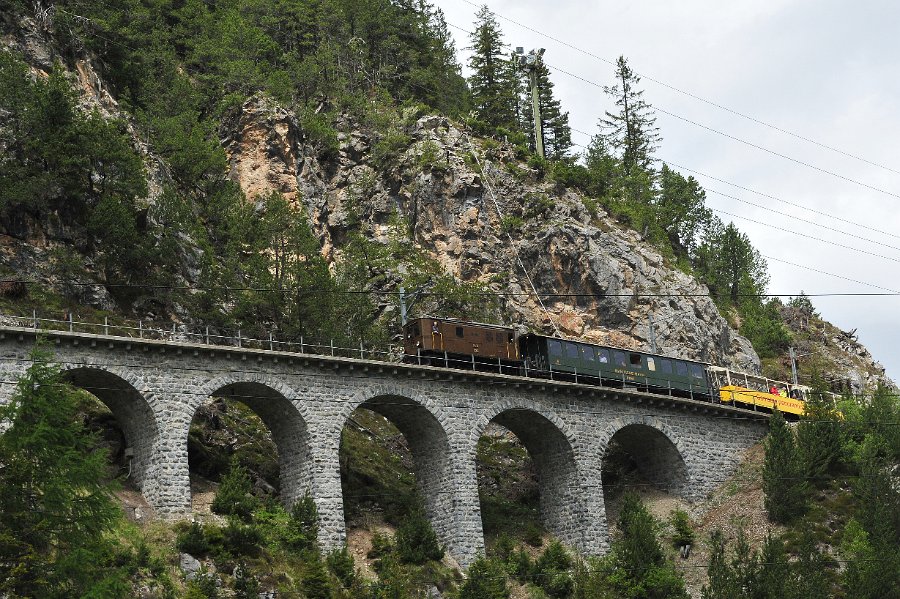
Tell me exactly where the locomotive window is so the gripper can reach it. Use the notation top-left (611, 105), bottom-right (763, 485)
top-left (647, 357), bottom-right (656, 371)
top-left (549, 340), bottom-right (562, 356)
top-left (629, 353), bottom-right (642, 367)
top-left (675, 361), bottom-right (688, 376)
top-left (598, 349), bottom-right (610, 363)
top-left (614, 351), bottom-right (627, 366)
top-left (690, 364), bottom-right (704, 379)
top-left (565, 343), bottom-right (579, 358)
top-left (661, 360), bottom-right (672, 374)
top-left (583, 346), bottom-right (595, 361)
top-left (456, 327), bottom-right (464, 338)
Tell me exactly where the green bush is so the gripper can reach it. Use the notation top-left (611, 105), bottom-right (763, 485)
top-left (509, 547), bottom-right (532, 581)
top-left (395, 504), bottom-right (444, 564)
top-left (670, 509), bottom-right (695, 547)
top-left (532, 541), bottom-right (573, 597)
top-left (459, 555), bottom-right (510, 598)
top-left (524, 522), bottom-right (543, 547)
top-left (222, 518), bottom-right (263, 557)
top-left (500, 215), bottom-right (525, 235)
top-left (211, 458), bottom-right (258, 522)
top-left (177, 521), bottom-right (210, 556)
top-left (282, 493), bottom-right (319, 551)
top-left (326, 547), bottom-right (356, 588)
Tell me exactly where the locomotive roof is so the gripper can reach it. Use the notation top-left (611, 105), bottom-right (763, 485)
top-left (409, 316), bottom-right (516, 331)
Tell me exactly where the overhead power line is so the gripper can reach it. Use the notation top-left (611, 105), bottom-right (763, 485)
top-left (454, 0), bottom-right (900, 177)
top-left (541, 60), bottom-right (900, 202)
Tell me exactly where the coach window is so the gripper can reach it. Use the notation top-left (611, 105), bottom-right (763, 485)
top-left (565, 343), bottom-right (579, 359)
top-left (485, 332), bottom-right (493, 342)
top-left (690, 364), bottom-right (704, 379)
top-left (598, 349), bottom-right (610, 363)
top-left (661, 359), bottom-right (672, 374)
top-left (549, 340), bottom-right (562, 356)
top-left (583, 346), bottom-right (596, 361)
top-left (629, 353), bottom-right (642, 367)
top-left (675, 361), bottom-right (688, 376)
top-left (646, 357), bottom-right (656, 371)
top-left (614, 351), bottom-right (627, 367)
top-left (456, 327), bottom-right (464, 338)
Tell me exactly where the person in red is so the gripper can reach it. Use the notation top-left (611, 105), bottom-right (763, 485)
top-left (769, 385), bottom-right (778, 395)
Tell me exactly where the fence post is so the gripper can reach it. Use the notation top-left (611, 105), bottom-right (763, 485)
top-left (205, 326), bottom-right (209, 344)
top-left (238, 329), bottom-right (242, 348)
top-left (550, 363), bottom-right (553, 381)
top-left (139, 320), bottom-right (143, 339)
top-left (359, 340), bottom-right (364, 359)
top-left (300, 336), bottom-right (304, 353)
top-left (68, 312), bottom-right (73, 332)
top-left (269, 331), bottom-right (274, 351)
top-left (444, 351), bottom-right (448, 368)
top-left (33, 310), bottom-right (37, 329)
top-left (524, 360), bottom-right (529, 377)
top-left (104, 316), bottom-right (109, 336)
top-left (574, 366), bottom-right (578, 384)
top-left (172, 323), bottom-right (176, 340)
top-left (330, 339), bottom-right (334, 357)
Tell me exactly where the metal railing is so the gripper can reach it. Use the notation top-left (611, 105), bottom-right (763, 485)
top-left (0, 311), bottom-right (400, 362)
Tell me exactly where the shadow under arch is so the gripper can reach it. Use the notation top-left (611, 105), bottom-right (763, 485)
top-left (475, 404), bottom-right (583, 548)
top-left (344, 391), bottom-right (453, 550)
top-left (600, 421), bottom-right (690, 505)
top-left (195, 379), bottom-right (311, 508)
top-left (60, 366), bottom-right (159, 500)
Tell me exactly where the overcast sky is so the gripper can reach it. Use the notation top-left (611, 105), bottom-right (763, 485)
top-left (435, 0), bottom-right (900, 383)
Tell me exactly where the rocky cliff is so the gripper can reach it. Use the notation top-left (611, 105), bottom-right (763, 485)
top-left (223, 97), bottom-right (760, 371)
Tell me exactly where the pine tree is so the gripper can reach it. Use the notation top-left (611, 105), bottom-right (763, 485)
top-left (694, 219), bottom-right (768, 308)
top-left (796, 383), bottom-right (842, 484)
top-left (599, 55), bottom-right (660, 176)
top-left (762, 409), bottom-right (807, 524)
top-left (467, 5), bottom-right (518, 132)
top-left (656, 164), bottom-right (713, 260)
top-left (0, 347), bottom-right (120, 596)
top-left (459, 556), bottom-right (510, 598)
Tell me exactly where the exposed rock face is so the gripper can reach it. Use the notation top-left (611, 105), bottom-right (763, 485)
top-left (225, 103), bottom-right (760, 371)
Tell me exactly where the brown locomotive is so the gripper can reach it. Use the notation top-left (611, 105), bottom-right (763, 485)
top-left (403, 317), bottom-right (519, 366)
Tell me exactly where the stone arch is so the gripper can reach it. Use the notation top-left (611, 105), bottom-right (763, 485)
top-left (341, 384), bottom-right (455, 553)
top-left (598, 415), bottom-right (691, 499)
top-left (59, 364), bottom-right (160, 504)
top-left (194, 374), bottom-right (311, 507)
top-left (472, 399), bottom-right (585, 549)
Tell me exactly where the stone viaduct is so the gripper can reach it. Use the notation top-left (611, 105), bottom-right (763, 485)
top-left (0, 326), bottom-right (769, 566)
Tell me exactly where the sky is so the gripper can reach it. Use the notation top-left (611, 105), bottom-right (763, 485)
top-left (434, 0), bottom-right (900, 383)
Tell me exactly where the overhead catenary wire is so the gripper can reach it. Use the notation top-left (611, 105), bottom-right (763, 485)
top-left (535, 58), bottom-right (900, 202)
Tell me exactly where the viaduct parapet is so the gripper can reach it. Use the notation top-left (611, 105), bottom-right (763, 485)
top-left (0, 327), bottom-right (769, 565)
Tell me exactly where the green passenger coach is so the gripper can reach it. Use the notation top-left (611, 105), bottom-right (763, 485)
top-left (518, 333), bottom-right (711, 401)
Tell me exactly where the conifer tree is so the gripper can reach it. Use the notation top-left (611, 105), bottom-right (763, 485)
top-left (796, 383), bottom-right (842, 484)
top-left (762, 409), bottom-right (807, 523)
top-left (599, 55), bottom-right (660, 176)
top-left (467, 5), bottom-right (518, 132)
top-left (0, 347), bottom-right (121, 596)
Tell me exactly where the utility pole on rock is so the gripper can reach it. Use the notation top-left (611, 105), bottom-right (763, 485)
top-left (514, 47), bottom-right (546, 159)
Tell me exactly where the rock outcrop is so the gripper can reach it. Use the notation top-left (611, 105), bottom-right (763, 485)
top-left (225, 100), bottom-right (760, 371)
